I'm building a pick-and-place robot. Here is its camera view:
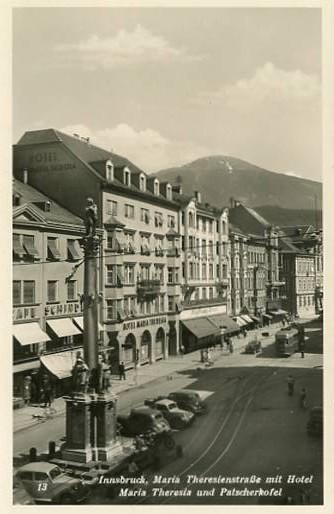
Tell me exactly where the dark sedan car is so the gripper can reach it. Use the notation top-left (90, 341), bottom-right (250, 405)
top-left (168, 390), bottom-right (207, 415)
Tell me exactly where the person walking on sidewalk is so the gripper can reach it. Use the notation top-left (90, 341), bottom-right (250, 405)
top-left (23, 376), bottom-right (32, 406)
top-left (287, 374), bottom-right (295, 396)
top-left (300, 387), bottom-right (307, 409)
top-left (229, 340), bottom-right (234, 354)
top-left (119, 361), bottom-right (126, 381)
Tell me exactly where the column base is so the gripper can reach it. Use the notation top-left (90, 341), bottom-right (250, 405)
top-left (95, 439), bottom-right (125, 462)
top-left (61, 447), bottom-right (94, 464)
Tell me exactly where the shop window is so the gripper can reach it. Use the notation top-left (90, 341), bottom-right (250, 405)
top-left (67, 280), bottom-right (77, 301)
top-left (47, 280), bottom-right (58, 302)
top-left (67, 239), bottom-right (81, 261)
top-left (47, 237), bottom-right (61, 260)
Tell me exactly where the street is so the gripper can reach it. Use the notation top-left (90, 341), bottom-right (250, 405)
top-left (14, 320), bottom-right (323, 505)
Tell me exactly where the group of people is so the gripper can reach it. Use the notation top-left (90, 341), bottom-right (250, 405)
top-left (22, 373), bottom-right (55, 408)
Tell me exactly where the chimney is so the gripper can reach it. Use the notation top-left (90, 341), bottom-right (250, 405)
top-left (194, 190), bottom-right (201, 203)
top-left (172, 184), bottom-right (183, 195)
top-left (23, 168), bottom-right (28, 184)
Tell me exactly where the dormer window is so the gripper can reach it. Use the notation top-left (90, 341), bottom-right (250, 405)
top-left (12, 193), bottom-right (21, 207)
top-left (154, 179), bottom-right (160, 196)
top-left (166, 184), bottom-right (172, 201)
top-left (106, 160), bottom-right (114, 181)
top-left (139, 173), bottom-right (146, 192)
top-left (124, 167), bottom-right (131, 186)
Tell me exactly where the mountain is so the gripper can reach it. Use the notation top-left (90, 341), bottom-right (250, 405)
top-left (155, 156), bottom-right (322, 211)
top-left (255, 205), bottom-right (322, 228)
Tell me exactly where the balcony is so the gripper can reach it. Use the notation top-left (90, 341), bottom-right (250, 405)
top-left (219, 278), bottom-right (229, 287)
top-left (137, 279), bottom-right (161, 298)
top-left (185, 297), bottom-right (227, 308)
top-left (266, 279), bottom-right (285, 287)
top-left (167, 248), bottom-right (180, 258)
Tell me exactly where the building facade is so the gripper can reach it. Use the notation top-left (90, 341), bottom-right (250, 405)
top-left (13, 178), bottom-right (85, 398)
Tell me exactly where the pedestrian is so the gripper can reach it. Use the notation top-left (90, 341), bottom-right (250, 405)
top-left (119, 361), bottom-right (126, 381)
top-left (180, 344), bottom-right (185, 357)
top-left (287, 374), bottom-right (295, 396)
top-left (299, 341), bottom-right (305, 358)
top-left (229, 340), bottom-right (234, 354)
top-left (243, 329), bottom-right (247, 338)
top-left (300, 387), bottom-right (307, 409)
top-left (22, 376), bottom-right (32, 406)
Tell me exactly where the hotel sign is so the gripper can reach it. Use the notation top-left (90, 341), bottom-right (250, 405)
top-left (123, 316), bottom-right (167, 331)
top-left (13, 306), bottom-right (40, 322)
top-left (45, 302), bottom-right (82, 318)
top-left (180, 304), bottom-right (227, 321)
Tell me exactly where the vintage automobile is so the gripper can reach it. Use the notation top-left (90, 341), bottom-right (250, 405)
top-left (307, 406), bottom-right (323, 437)
top-left (168, 390), bottom-right (207, 415)
top-left (144, 398), bottom-right (195, 429)
top-left (117, 405), bottom-right (171, 437)
top-left (244, 339), bottom-right (262, 354)
top-left (15, 462), bottom-right (89, 504)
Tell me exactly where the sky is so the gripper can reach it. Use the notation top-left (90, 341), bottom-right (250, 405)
top-left (13, 7), bottom-right (322, 181)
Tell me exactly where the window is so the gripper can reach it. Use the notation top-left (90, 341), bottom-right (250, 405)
top-left (22, 235), bottom-right (40, 259)
top-left (124, 168), bottom-right (131, 186)
top-left (202, 239), bottom-right (206, 257)
top-left (139, 174), bottom-right (146, 192)
top-left (67, 239), bottom-right (81, 261)
top-left (13, 281), bottom-right (21, 305)
top-left (208, 220), bottom-right (213, 233)
top-left (106, 300), bottom-right (117, 320)
top-left (160, 295), bottom-right (165, 312)
top-left (13, 233), bottom-right (25, 259)
top-left (168, 268), bottom-right (173, 284)
top-left (47, 237), bottom-right (61, 260)
top-left (154, 212), bottom-right (163, 228)
top-left (202, 263), bottom-right (207, 280)
top-left (168, 296), bottom-right (175, 312)
top-left (47, 281), bottom-right (58, 302)
top-left (106, 161), bottom-right (114, 181)
top-left (140, 208), bottom-right (150, 224)
top-left (209, 287), bottom-right (214, 299)
top-left (175, 268), bottom-right (179, 283)
top-left (167, 215), bottom-right (176, 229)
top-left (67, 280), bottom-right (77, 300)
top-left (209, 263), bottom-right (214, 279)
top-left (106, 265), bottom-right (116, 285)
top-left (222, 220), bottom-right (227, 235)
top-left (124, 204), bottom-right (135, 219)
top-left (107, 200), bottom-right (118, 216)
top-left (166, 185), bottom-right (172, 201)
top-left (154, 264), bottom-right (164, 283)
top-left (140, 234), bottom-right (151, 255)
top-left (202, 288), bottom-right (207, 300)
top-left (124, 264), bottom-right (135, 285)
top-left (188, 211), bottom-right (194, 228)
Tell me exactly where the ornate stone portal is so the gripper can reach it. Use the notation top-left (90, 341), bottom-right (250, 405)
top-left (61, 199), bottom-right (123, 464)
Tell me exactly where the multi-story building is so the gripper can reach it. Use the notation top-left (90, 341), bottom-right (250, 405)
top-left (229, 200), bottom-right (285, 318)
top-left (279, 225), bottom-right (322, 318)
top-left (13, 177), bottom-right (85, 398)
top-left (13, 129), bottom-right (181, 370)
top-left (172, 187), bottom-right (231, 352)
top-left (246, 238), bottom-right (267, 317)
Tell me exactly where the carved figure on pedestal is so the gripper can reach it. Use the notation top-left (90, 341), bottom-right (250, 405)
top-left (85, 197), bottom-right (98, 237)
top-left (95, 353), bottom-right (112, 394)
top-left (71, 356), bottom-right (90, 394)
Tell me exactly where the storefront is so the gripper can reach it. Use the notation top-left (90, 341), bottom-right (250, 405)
top-left (106, 315), bottom-right (169, 369)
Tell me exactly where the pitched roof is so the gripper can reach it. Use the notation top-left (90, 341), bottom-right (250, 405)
top-left (244, 206), bottom-right (271, 228)
top-left (13, 178), bottom-right (84, 227)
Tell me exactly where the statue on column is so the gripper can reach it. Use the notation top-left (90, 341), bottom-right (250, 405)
top-left (71, 355), bottom-right (90, 394)
top-left (85, 197), bottom-right (98, 237)
top-left (95, 353), bottom-right (112, 394)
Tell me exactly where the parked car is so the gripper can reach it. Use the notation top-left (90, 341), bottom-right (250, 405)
top-left (244, 339), bottom-right (262, 354)
top-left (168, 390), bottom-right (207, 415)
top-left (13, 475), bottom-right (35, 505)
top-left (15, 462), bottom-right (89, 504)
top-left (144, 398), bottom-right (194, 429)
top-left (117, 406), bottom-right (171, 437)
top-left (307, 406), bottom-right (323, 437)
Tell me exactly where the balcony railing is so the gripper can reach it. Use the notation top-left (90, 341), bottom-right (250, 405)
top-left (185, 297), bottom-right (227, 308)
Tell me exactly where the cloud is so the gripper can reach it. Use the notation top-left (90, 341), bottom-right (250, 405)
top-left (196, 61), bottom-right (321, 108)
top-left (54, 25), bottom-right (201, 70)
top-left (60, 123), bottom-right (209, 172)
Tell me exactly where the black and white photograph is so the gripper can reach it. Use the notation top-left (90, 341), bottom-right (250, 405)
top-left (7, 1), bottom-right (330, 508)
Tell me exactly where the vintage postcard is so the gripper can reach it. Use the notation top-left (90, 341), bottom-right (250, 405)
top-left (2, 0), bottom-right (333, 511)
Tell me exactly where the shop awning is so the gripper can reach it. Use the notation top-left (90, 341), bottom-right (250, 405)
top-left (182, 317), bottom-right (218, 339)
top-left (13, 322), bottom-right (51, 346)
top-left (241, 315), bottom-right (254, 324)
top-left (235, 316), bottom-right (248, 327)
top-left (40, 350), bottom-right (79, 379)
top-left (269, 309), bottom-right (288, 316)
top-left (251, 315), bottom-right (261, 323)
top-left (263, 313), bottom-right (273, 320)
top-left (47, 318), bottom-right (82, 338)
top-left (208, 314), bottom-right (240, 333)
top-left (14, 360), bottom-right (41, 373)
top-left (73, 316), bottom-right (104, 333)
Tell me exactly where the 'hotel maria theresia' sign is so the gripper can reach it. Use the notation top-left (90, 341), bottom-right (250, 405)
top-left (123, 316), bottom-right (167, 331)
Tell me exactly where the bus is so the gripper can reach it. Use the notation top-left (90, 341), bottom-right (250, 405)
top-left (275, 326), bottom-right (299, 357)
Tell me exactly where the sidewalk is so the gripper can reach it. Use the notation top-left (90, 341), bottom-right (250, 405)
top-left (13, 323), bottom-right (283, 433)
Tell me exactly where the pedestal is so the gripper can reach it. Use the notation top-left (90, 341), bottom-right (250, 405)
top-left (61, 393), bottom-right (93, 463)
top-left (91, 392), bottom-right (124, 462)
